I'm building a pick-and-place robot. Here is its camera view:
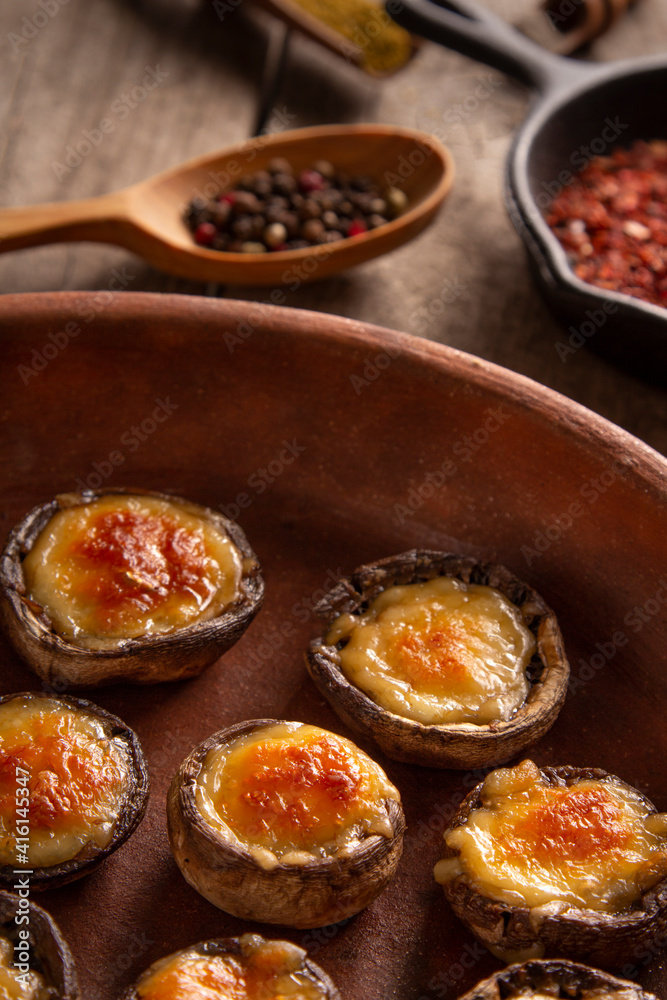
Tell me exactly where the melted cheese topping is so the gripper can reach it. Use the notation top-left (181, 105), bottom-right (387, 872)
top-left (136, 934), bottom-right (329, 1000)
top-left (327, 577), bottom-right (535, 725)
top-left (0, 696), bottom-right (132, 868)
top-left (22, 495), bottom-right (242, 650)
top-left (435, 760), bottom-right (667, 913)
top-left (196, 722), bottom-right (399, 870)
top-left (524, 994), bottom-right (632, 1000)
top-left (0, 935), bottom-right (54, 1000)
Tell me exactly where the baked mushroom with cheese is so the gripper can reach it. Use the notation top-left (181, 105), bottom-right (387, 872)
top-left (0, 487), bottom-right (264, 687)
top-left (434, 759), bottom-right (667, 967)
top-left (167, 719), bottom-right (405, 928)
top-left (122, 933), bottom-right (341, 1000)
top-left (457, 958), bottom-right (658, 1000)
top-left (307, 550), bottom-right (569, 768)
top-left (0, 890), bottom-right (78, 999)
top-left (0, 691), bottom-right (148, 889)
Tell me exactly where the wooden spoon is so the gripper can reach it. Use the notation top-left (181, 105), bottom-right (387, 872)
top-left (0, 124), bottom-right (453, 286)
top-left (249, 0), bottom-right (419, 76)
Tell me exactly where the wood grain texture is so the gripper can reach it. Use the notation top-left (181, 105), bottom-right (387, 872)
top-left (0, 0), bottom-right (666, 993)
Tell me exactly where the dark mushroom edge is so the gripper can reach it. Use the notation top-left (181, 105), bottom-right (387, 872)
top-left (439, 765), bottom-right (667, 969)
top-left (306, 550), bottom-right (569, 769)
top-left (0, 487), bottom-right (265, 688)
top-left (120, 934), bottom-right (342, 1000)
top-left (457, 958), bottom-right (658, 1000)
top-left (166, 719), bottom-right (405, 929)
top-left (0, 889), bottom-right (78, 998)
top-left (0, 691), bottom-right (149, 891)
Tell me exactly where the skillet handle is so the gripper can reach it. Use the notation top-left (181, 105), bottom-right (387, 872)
top-left (387, 0), bottom-right (592, 94)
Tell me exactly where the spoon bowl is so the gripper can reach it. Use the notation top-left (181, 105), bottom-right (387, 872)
top-left (0, 124), bottom-right (453, 286)
top-left (390, 0), bottom-right (667, 377)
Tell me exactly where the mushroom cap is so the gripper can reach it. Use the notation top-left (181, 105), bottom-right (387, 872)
top-left (0, 889), bottom-right (79, 998)
top-left (457, 958), bottom-right (658, 1000)
top-left (0, 690), bottom-right (149, 891)
top-left (120, 934), bottom-right (342, 1000)
top-left (0, 487), bottom-right (264, 688)
top-left (166, 719), bottom-right (405, 928)
top-left (307, 550), bottom-right (569, 768)
top-left (439, 764), bottom-right (667, 968)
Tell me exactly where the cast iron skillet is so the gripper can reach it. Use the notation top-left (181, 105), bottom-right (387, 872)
top-left (389, 0), bottom-right (667, 379)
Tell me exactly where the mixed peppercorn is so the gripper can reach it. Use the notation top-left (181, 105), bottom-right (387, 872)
top-left (185, 158), bottom-right (409, 255)
top-left (547, 140), bottom-right (667, 309)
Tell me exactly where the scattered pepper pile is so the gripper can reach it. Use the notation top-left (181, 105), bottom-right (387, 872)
top-left (185, 158), bottom-right (408, 255)
top-left (547, 140), bottom-right (667, 309)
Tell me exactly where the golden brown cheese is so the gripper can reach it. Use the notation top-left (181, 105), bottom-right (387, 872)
top-left (0, 696), bottom-right (131, 868)
top-left (136, 934), bottom-right (329, 1000)
top-left (327, 577), bottom-right (535, 725)
top-left (434, 760), bottom-right (667, 913)
top-left (22, 495), bottom-right (242, 650)
top-left (0, 935), bottom-right (54, 1000)
top-left (196, 722), bottom-right (399, 870)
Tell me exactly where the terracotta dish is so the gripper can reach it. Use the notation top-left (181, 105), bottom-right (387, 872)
top-left (0, 292), bottom-right (665, 999)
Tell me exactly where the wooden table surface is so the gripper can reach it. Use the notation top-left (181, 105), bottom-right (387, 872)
top-left (1, 0), bottom-right (666, 456)
top-left (1, 2), bottom-right (667, 998)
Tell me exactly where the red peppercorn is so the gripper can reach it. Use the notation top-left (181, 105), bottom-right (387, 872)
top-left (299, 169), bottom-right (326, 194)
top-left (194, 222), bottom-right (217, 246)
top-left (184, 160), bottom-right (408, 256)
top-left (347, 220), bottom-right (368, 237)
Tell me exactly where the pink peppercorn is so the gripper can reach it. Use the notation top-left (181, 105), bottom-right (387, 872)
top-left (194, 222), bottom-right (217, 246)
top-left (347, 220), bottom-right (368, 237)
top-left (299, 169), bottom-right (326, 194)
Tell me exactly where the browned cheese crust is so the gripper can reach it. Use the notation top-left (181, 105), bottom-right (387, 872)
top-left (166, 719), bottom-right (405, 929)
top-left (307, 550), bottom-right (569, 768)
top-left (0, 691), bottom-right (149, 891)
top-left (0, 487), bottom-right (264, 688)
top-left (440, 765), bottom-right (667, 968)
top-left (120, 935), bottom-right (342, 1000)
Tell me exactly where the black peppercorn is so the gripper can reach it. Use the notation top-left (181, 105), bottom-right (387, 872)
top-left (184, 159), bottom-right (408, 255)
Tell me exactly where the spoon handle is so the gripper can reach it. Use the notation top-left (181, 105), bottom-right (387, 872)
top-left (0, 191), bottom-right (132, 254)
top-left (388, 0), bottom-right (593, 95)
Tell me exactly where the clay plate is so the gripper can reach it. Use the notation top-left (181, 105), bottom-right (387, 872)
top-left (0, 292), bottom-right (666, 999)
